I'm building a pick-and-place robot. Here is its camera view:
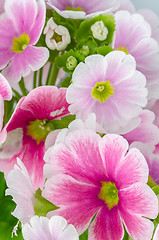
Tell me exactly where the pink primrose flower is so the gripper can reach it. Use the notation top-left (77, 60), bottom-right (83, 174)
top-left (5, 158), bottom-right (35, 223)
top-left (115, 0), bottom-right (135, 13)
top-left (22, 215), bottom-right (79, 240)
top-left (0, 0), bottom-right (49, 85)
top-left (0, 86), bottom-right (70, 189)
top-left (47, 0), bottom-right (119, 19)
top-left (0, 73), bottom-right (12, 143)
top-left (66, 51), bottom-right (147, 134)
top-left (114, 10), bottom-right (159, 99)
top-left (42, 132), bottom-right (158, 240)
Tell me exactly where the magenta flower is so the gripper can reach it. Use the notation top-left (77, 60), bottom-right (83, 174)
top-left (48, 0), bottom-right (119, 19)
top-left (0, 86), bottom-right (70, 189)
top-left (66, 51), bottom-right (147, 134)
top-left (22, 215), bottom-right (79, 240)
top-left (114, 10), bottom-right (159, 98)
top-left (0, 0), bottom-right (49, 85)
top-left (42, 132), bottom-right (158, 240)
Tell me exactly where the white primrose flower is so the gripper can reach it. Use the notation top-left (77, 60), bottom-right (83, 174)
top-left (91, 21), bottom-right (108, 41)
top-left (44, 17), bottom-right (71, 51)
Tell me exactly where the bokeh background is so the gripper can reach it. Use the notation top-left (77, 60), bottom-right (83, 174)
top-left (131, 0), bottom-right (159, 15)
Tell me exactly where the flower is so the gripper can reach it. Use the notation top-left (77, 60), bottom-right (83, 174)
top-left (114, 10), bottom-right (159, 99)
top-left (44, 18), bottom-right (71, 51)
top-left (0, 0), bottom-right (49, 85)
top-left (0, 86), bottom-right (70, 189)
top-left (22, 215), bottom-right (79, 240)
top-left (0, 73), bottom-right (12, 143)
top-left (153, 224), bottom-right (159, 240)
top-left (42, 132), bottom-right (158, 240)
top-left (66, 51), bottom-right (147, 134)
top-left (48, 0), bottom-right (119, 19)
top-left (5, 158), bottom-right (35, 223)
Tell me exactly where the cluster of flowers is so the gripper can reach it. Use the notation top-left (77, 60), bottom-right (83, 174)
top-left (1, 0), bottom-right (159, 239)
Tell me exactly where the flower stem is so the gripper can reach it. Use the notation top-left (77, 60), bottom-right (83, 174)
top-left (46, 63), bottom-right (53, 85)
top-left (18, 77), bottom-right (28, 96)
top-left (33, 71), bottom-right (37, 89)
top-left (48, 63), bottom-right (59, 86)
top-left (38, 68), bottom-right (43, 86)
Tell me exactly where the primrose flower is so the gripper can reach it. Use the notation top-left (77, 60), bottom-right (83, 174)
top-left (114, 10), bottom-right (159, 98)
top-left (0, 0), bottom-right (49, 85)
top-left (42, 132), bottom-right (158, 240)
top-left (5, 158), bottom-right (35, 223)
top-left (48, 0), bottom-right (119, 19)
top-left (66, 51), bottom-right (147, 134)
top-left (44, 18), bottom-right (71, 51)
top-left (0, 86), bottom-right (70, 189)
top-left (22, 215), bottom-right (79, 240)
top-left (0, 73), bottom-right (12, 143)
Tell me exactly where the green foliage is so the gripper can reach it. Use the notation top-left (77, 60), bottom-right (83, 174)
top-left (95, 45), bottom-right (113, 56)
top-left (75, 14), bottom-right (115, 45)
top-left (60, 76), bottom-right (72, 88)
top-left (79, 229), bottom-right (88, 239)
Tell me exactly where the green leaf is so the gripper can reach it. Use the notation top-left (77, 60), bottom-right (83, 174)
top-left (34, 189), bottom-right (59, 217)
top-left (0, 172), bottom-right (7, 199)
top-left (60, 76), bottom-right (72, 88)
top-left (152, 185), bottom-right (159, 195)
top-left (95, 45), bottom-right (113, 56)
top-left (50, 114), bottom-right (76, 130)
top-left (75, 14), bottom-right (115, 46)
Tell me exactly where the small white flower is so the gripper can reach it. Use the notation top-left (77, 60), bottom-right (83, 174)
top-left (44, 18), bottom-right (71, 51)
top-left (91, 20), bottom-right (108, 41)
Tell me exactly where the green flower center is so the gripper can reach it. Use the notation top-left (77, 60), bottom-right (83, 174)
top-left (65, 6), bottom-right (84, 11)
top-left (52, 32), bottom-right (62, 43)
top-left (11, 32), bottom-right (30, 53)
top-left (26, 119), bottom-right (52, 145)
top-left (117, 46), bottom-right (129, 55)
top-left (91, 81), bottom-right (114, 103)
top-left (98, 181), bottom-right (119, 210)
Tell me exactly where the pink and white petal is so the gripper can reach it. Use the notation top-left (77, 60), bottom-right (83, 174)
top-left (48, 216), bottom-right (79, 240)
top-left (43, 174), bottom-right (101, 234)
top-left (45, 129), bottom-right (61, 150)
top-left (0, 0), bottom-right (5, 14)
top-left (119, 182), bottom-right (158, 219)
top-left (116, 148), bottom-right (149, 189)
top-left (20, 86), bottom-right (69, 120)
top-left (29, 0), bottom-right (46, 45)
top-left (2, 46), bottom-right (49, 85)
top-left (44, 130), bottom-right (106, 184)
top-left (5, 158), bottom-right (35, 223)
top-left (0, 95), bottom-right (4, 131)
top-left (116, 0), bottom-right (135, 13)
top-left (99, 134), bottom-right (129, 180)
top-left (5, 0), bottom-right (38, 34)
top-left (88, 207), bottom-right (124, 240)
top-left (0, 73), bottom-right (12, 100)
top-left (120, 207), bottom-right (154, 240)
top-left (153, 225), bottom-right (159, 240)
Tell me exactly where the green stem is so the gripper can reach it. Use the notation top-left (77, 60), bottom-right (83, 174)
top-left (38, 68), bottom-right (43, 86)
top-left (18, 78), bottom-right (27, 96)
top-left (12, 88), bottom-right (22, 100)
top-left (33, 71), bottom-right (37, 89)
top-left (46, 63), bottom-right (53, 85)
top-left (48, 63), bottom-right (59, 86)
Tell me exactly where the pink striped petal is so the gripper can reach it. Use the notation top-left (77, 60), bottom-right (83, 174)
top-left (88, 207), bottom-right (124, 240)
top-left (0, 73), bottom-right (12, 100)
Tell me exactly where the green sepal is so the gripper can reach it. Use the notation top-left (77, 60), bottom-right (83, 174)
top-left (50, 114), bottom-right (76, 129)
top-left (95, 45), bottom-right (113, 56)
top-left (55, 49), bottom-right (85, 73)
top-left (79, 229), bottom-right (88, 239)
top-left (34, 189), bottom-right (59, 217)
top-left (77, 38), bottom-right (98, 56)
top-left (75, 14), bottom-right (115, 46)
top-left (60, 76), bottom-right (72, 88)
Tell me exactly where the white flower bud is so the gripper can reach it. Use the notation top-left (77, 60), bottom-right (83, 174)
top-left (91, 21), bottom-right (108, 41)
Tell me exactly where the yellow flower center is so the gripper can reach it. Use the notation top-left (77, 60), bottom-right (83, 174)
top-left (65, 6), bottom-right (84, 11)
top-left (91, 81), bottom-right (114, 103)
top-left (11, 32), bottom-right (30, 53)
top-left (98, 181), bottom-right (119, 210)
top-left (26, 119), bottom-right (52, 145)
top-left (117, 46), bottom-right (129, 55)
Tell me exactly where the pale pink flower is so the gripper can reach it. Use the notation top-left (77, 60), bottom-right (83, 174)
top-left (42, 132), bottom-right (158, 240)
top-left (0, 86), bottom-right (70, 189)
top-left (114, 10), bottom-right (159, 99)
top-left (66, 51), bottom-right (147, 134)
top-left (0, 73), bottom-right (12, 143)
top-left (47, 0), bottom-right (119, 19)
top-left (5, 158), bottom-right (35, 224)
top-left (22, 215), bottom-right (79, 240)
top-left (116, 0), bottom-right (135, 13)
top-left (153, 224), bottom-right (159, 240)
top-left (0, 0), bottom-right (49, 85)
top-left (0, 0), bottom-right (5, 14)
